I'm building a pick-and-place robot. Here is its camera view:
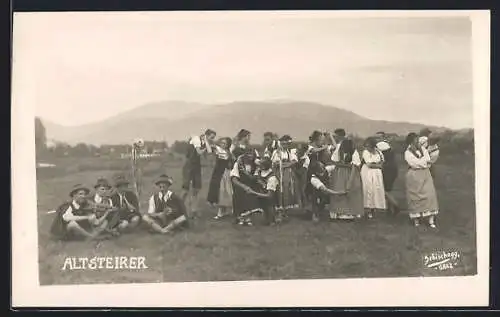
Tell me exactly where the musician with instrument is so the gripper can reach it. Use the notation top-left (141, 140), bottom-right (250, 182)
top-left (88, 177), bottom-right (119, 230)
top-left (109, 175), bottom-right (141, 232)
top-left (142, 174), bottom-right (189, 234)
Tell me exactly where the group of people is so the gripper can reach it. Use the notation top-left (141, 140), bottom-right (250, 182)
top-left (183, 127), bottom-right (440, 228)
top-left (50, 174), bottom-right (190, 240)
top-left (49, 126), bottom-right (441, 241)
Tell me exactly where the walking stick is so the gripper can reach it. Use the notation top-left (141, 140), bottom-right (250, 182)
top-left (131, 138), bottom-right (144, 212)
top-left (278, 141), bottom-right (284, 214)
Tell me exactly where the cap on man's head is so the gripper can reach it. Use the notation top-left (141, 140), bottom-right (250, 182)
top-left (237, 129), bottom-right (251, 140)
top-left (279, 134), bottom-right (292, 143)
top-left (94, 177), bottom-right (111, 189)
top-left (155, 174), bottom-right (173, 186)
top-left (113, 175), bottom-right (130, 187)
top-left (69, 184), bottom-right (90, 197)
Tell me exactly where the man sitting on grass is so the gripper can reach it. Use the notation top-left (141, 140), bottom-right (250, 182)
top-left (50, 184), bottom-right (109, 241)
top-left (142, 174), bottom-right (189, 234)
top-left (109, 175), bottom-right (141, 234)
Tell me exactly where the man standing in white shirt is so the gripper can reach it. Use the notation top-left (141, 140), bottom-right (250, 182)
top-left (181, 129), bottom-right (217, 218)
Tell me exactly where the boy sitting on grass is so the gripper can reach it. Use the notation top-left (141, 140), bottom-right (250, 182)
top-left (142, 174), bottom-right (189, 234)
top-left (50, 184), bottom-right (109, 241)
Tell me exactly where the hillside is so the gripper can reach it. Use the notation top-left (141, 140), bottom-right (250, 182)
top-left (42, 101), bottom-right (444, 145)
top-left (42, 101), bottom-right (207, 144)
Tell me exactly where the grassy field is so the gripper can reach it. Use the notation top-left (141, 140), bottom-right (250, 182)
top-left (36, 153), bottom-right (477, 285)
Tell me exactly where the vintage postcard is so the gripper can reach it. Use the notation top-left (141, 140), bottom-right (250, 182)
top-left (11, 10), bottom-right (490, 307)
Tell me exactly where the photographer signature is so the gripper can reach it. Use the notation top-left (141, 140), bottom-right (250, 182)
top-left (423, 250), bottom-right (461, 271)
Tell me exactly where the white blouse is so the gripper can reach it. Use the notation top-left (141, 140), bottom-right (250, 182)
top-left (376, 141), bottom-right (391, 151)
top-left (404, 147), bottom-right (431, 169)
top-left (332, 150), bottom-right (362, 167)
top-left (362, 149), bottom-right (384, 164)
top-left (271, 149), bottom-right (298, 163)
top-left (229, 161), bottom-right (240, 178)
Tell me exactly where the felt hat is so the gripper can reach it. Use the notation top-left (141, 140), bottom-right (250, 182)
top-left (279, 134), bottom-right (292, 143)
top-left (236, 129), bottom-right (251, 140)
top-left (155, 174), bottom-right (173, 186)
top-left (113, 175), bottom-right (130, 187)
top-left (94, 177), bottom-right (111, 189)
top-left (69, 184), bottom-right (90, 197)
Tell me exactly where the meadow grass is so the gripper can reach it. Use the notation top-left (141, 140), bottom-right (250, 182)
top-left (36, 154), bottom-right (476, 285)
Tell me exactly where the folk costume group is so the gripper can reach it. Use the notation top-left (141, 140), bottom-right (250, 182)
top-left (50, 127), bottom-right (441, 241)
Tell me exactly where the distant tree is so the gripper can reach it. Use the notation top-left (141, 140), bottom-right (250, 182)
top-left (34, 117), bottom-right (47, 158)
top-left (73, 143), bottom-right (91, 157)
top-left (54, 141), bottom-right (71, 157)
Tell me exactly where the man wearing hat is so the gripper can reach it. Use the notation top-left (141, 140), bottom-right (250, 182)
top-left (142, 174), bottom-right (189, 234)
top-left (90, 178), bottom-right (115, 215)
top-left (50, 184), bottom-right (109, 240)
top-left (109, 175), bottom-right (141, 233)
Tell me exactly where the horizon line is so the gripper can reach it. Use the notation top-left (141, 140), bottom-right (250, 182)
top-left (36, 99), bottom-right (472, 130)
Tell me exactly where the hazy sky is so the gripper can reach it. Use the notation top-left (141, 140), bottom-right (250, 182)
top-left (14, 12), bottom-right (473, 129)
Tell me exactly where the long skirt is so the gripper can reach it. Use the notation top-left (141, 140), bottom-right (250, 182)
top-left (232, 179), bottom-right (262, 219)
top-left (207, 162), bottom-right (233, 208)
top-left (218, 170), bottom-right (233, 208)
top-left (405, 168), bottom-right (439, 219)
top-left (360, 165), bottom-right (387, 210)
top-left (276, 167), bottom-right (300, 210)
top-left (329, 165), bottom-right (364, 219)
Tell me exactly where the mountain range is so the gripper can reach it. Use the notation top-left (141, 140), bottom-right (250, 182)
top-left (41, 100), bottom-right (446, 146)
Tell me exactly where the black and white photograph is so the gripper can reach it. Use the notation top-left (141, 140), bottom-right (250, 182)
top-left (12, 10), bottom-right (490, 307)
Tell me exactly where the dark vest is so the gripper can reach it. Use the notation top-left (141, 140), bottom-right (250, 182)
top-left (153, 191), bottom-right (186, 216)
top-left (111, 190), bottom-right (139, 211)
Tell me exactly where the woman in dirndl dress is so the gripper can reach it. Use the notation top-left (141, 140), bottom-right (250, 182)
top-left (271, 135), bottom-right (301, 220)
top-left (404, 132), bottom-right (439, 228)
top-left (230, 152), bottom-right (263, 226)
top-left (360, 137), bottom-right (387, 218)
top-left (329, 139), bottom-right (364, 220)
top-left (207, 137), bottom-right (234, 220)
